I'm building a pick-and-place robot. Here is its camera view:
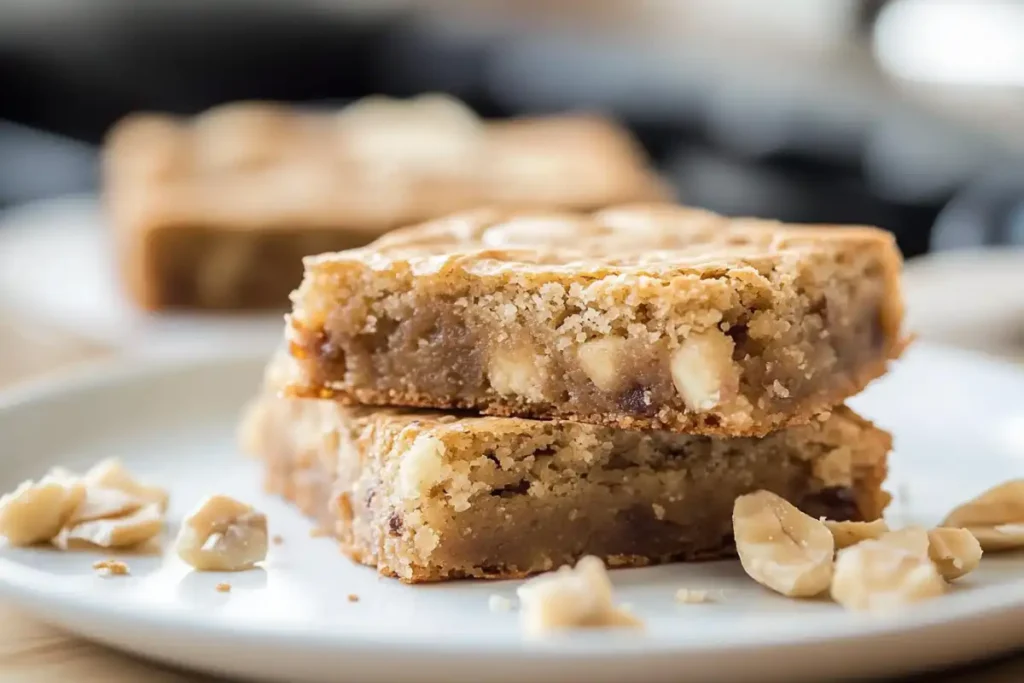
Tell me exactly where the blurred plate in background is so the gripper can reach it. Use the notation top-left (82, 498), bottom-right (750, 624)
top-left (0, 195), bottom-right (284, 357)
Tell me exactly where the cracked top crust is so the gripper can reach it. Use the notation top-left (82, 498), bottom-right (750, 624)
top-left (303, 204), bottom-right (902, 276)
top-left (104, 97), bottom-right (669, 234)
top-left (293, 204), bottom-right (904, 353)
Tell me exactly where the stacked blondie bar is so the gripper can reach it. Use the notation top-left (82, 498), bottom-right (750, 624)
top-left (243, 204), bottom-right (904, 582)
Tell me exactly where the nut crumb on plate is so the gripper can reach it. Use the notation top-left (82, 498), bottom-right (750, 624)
top-left (516, 556), bottom-right (642, 635)
top-left (942, 479), bottom-right (1024, 551)
top-left (347, 593), bottom-right (360, 603)
top-left (175, 495), bottom-right (268, 571)
top-left (92, 559), bottom-right (130, 576)
top-left (733, 490), bottom-right (834, 598)
top-left (488, 594), bottom-right (513, 612)
top-left (674, 588), bottom-right (715, 604)
top-left (272, 534), bottom-right (284, 545)
top-left (216, 582), bottom-right (232, 593)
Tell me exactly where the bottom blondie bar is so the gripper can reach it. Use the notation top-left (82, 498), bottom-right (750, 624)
top-left (241, 359), bottom-right (890, 583)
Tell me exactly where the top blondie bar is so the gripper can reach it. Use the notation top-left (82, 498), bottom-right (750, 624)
top-left (105, 95), bottom-right (668, 309)
top-left (286, 204), bottom-right (905, 436)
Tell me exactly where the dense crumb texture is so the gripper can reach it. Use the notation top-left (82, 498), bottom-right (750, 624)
top-left (287, 204), bottom-right (905, 436)
top-left (103, 96), bottom-right (667, 310)
top-left (241, 356), bottom-right (891, 583)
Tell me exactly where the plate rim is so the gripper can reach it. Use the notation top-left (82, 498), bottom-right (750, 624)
top-left (0, 343), bottom-right (1023, 661)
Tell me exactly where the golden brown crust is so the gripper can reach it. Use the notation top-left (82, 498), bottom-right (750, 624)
top-left (287, 204), bottom-right (905, 436)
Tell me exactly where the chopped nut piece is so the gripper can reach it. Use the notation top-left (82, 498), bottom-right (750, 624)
top-left (488, 594), bottom-right (513, 612)
top-left (516, 556), bottom-right (643, 635)
top-left (0, 477), bottom-right (85, 546)
top-left (669, 329), bottom-right (738, 412)
top-left (824, 519), bottom-right (890, 549)
top-left (830, 536), bottom-right (946, 612)
top-left (84, 459), bottom-right (170, 512)
top-left (733, 490), bottom-right (834, 598)
top-left (942, 480), bottom-right (1024, 551)
top-left (272, 534), bottom-right (284, 545)
top-left (68, 487), bottom-right (142, 525)
top-left (927, 527), bottom-right (983, 581)
top-left (54, 504), bottom-right (164, 550)
top-left (674, 588), bottom-right (714, 604)
top-left (577, 337), bottom-right (627, 392)
top-left (487, 349), bottom-right (545, 402)
top-left (176, 495), bottom-right (268, 571)
top-left (216, 582), bottom-right (232, 593)
top-left (347, 593), bottom-right (360, 603)
top-left (93, 559), bottom-right (130, 576)
top-left (877, 526), bottom-right (932, 555)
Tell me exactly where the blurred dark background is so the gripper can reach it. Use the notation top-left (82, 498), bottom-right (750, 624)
top-left (3, 0), bottom-right (1024, 259)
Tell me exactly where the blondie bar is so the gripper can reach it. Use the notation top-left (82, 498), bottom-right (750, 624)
top-left (104, 95), bottom-right (667, 310)
top-left (286, 205), bottom-right (904, 436)
top-left (242, 356), bottom-right (891, 583)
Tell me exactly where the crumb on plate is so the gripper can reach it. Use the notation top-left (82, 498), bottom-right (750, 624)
top-left (93, 559), bottom-right (130, 576)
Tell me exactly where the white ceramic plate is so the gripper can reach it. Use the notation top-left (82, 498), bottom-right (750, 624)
top-left (0, 195), bottom-right (284, 355)
top-left (0, 344), bottom-right (1023, 683)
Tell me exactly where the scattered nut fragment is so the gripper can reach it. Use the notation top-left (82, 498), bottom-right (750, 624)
top-left (67, 487), bottom-right (143, 526)
top-left (576, 337), bottom-right (628, 392)
top-left (876, 526), bottom-right (932, 556)
top-left (0, 477), bottom-right (85, 546)
top-left (823, 519), bottom-right (890, 549)
top-left (272, 534), bottom-right (284, 545)
top-left (0, 461), bottom-right (166, 550)
top-left (92, 559), bottom-right (130, 577)
top-left (488, 594), bottom-right (513, 612)
top-left (674, 588), bottom-right (715, 604)
top-left (347, 593), bottom-right (360, 603)
top-left (176, 495), bottom-right (268, 571)
top-left (669, 328), bottom-right (738, 411)
top-left (942, 480), bottom-right (1024, 551)
top-left (830, 535), bottom-right (946, 612)
top-left (516, 556), bottom-right (643, 635)
top-left (216, 583), bottom-right (232, 593)
top-left (54, 504), bottom-right (164, 550)
top-left (84, 459), bottom-right (170, 512)
top-left (927, 527), bottom-right (983, 581)
top-left (733, 490), bottom-right (834, 598)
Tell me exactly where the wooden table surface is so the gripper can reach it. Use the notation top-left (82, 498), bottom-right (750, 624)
top-left (1, 313), bottom-right (1023, 683)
